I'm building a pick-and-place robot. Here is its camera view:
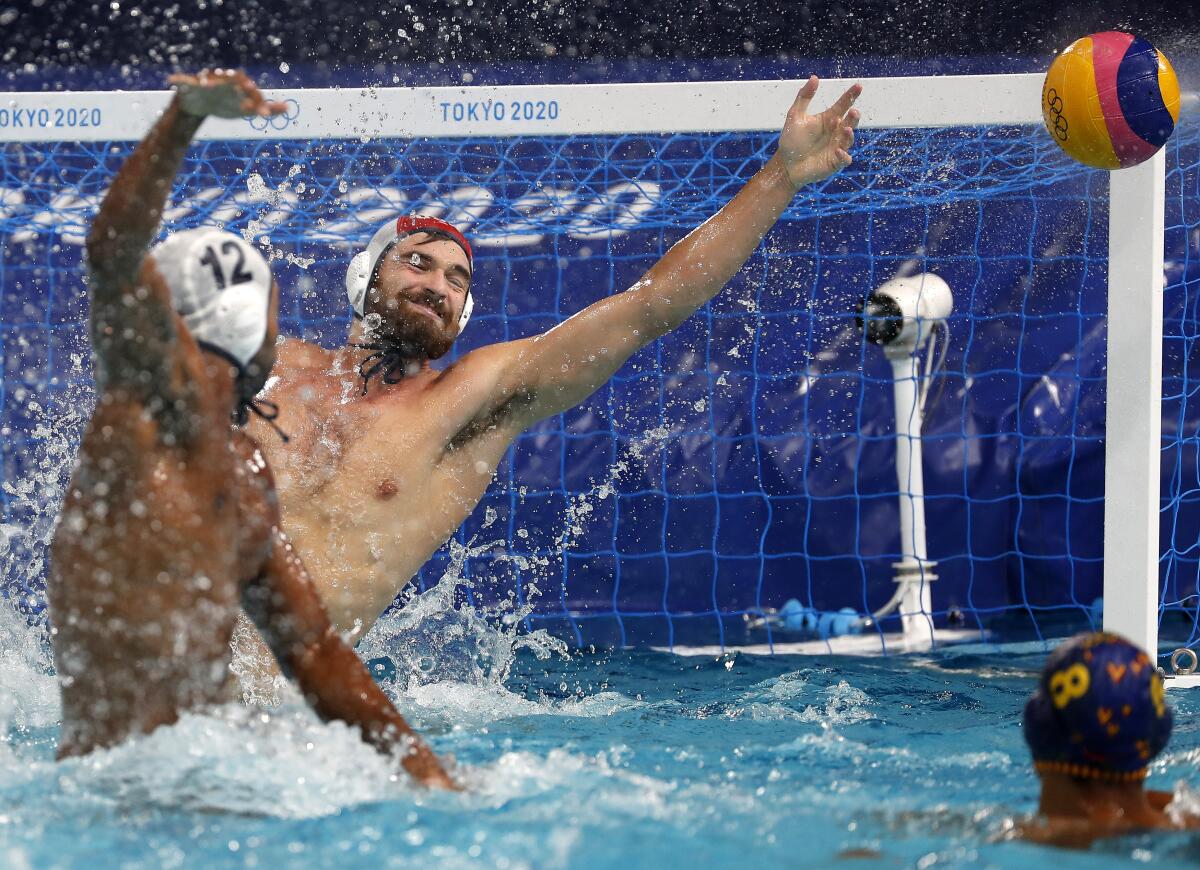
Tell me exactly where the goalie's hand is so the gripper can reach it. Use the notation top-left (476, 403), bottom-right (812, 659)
top-left (168, 69), bottom-right (288, 120)
top-left (775, 76), bottom-right (862, 190)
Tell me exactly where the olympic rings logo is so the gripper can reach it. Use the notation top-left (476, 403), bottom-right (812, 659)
top-left (247, 98), bottom-right (301, 132)
top-left (1044, 88), bottom-right (1068, 141)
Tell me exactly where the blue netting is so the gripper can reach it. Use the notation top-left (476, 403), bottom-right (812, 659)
top-left (2, 120), bottom-right (1199, 651)
top-left (1161, 125), bottom-right (1200, 654)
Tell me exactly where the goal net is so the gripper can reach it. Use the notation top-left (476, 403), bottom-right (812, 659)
top-left (1, 76), bottom-right (1195, 659)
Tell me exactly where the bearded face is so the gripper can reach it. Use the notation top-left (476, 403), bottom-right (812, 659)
top-left (362, 233), bottom-right (472, 360)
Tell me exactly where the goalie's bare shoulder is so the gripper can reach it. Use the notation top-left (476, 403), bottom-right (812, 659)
top-left (386, 337), bottom-right (548, 453)
top-left (432, 336), bottom-right (534, 394)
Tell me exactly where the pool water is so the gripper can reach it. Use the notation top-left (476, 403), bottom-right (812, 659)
top-left (2, 600), bottom-right (1200, 869)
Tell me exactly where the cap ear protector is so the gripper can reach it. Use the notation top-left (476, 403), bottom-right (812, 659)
top-left (345, 216), bottom-right (474, 332)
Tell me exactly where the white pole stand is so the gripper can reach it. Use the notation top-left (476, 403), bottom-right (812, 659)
top-left (890, 352), bottom-right (938, 642)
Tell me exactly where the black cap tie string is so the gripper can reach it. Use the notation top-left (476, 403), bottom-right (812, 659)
top-left (236, 397), bottom-right (290, 443)
top-left (350, 342), bottom-right (408, 395)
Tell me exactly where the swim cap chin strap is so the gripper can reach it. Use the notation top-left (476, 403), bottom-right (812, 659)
top-left (194, 339), bottom-right (290, 443)
top-left (345, 215), bottom-right (474, 332)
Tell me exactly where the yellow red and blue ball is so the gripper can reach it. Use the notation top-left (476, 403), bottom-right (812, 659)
top-left (1042, 31), bottom-right (1181, 170)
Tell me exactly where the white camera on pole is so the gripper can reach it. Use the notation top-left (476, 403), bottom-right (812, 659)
top-left (855, 273), bottom-right (954, 642)
top-left (857, 273), bottom-right (954, 358)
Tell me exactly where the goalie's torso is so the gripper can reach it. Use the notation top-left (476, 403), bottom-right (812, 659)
top-left (249, 337), bottom-right (517, 638)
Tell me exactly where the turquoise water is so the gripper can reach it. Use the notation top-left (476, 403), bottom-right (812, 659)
top-left (3, 601), bottom-right (1200, 869)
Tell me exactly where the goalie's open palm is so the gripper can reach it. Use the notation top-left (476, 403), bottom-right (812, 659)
top-left (168, 69), bottom-right (289, 120)
top-left (776, 76), bottom-right (862, 189)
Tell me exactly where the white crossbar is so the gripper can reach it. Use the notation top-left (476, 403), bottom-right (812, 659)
top-left (0, 73), bottom-right (1045, 143)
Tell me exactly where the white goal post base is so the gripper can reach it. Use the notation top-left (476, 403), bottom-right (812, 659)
top-left (657, 629), bottom-right (981, 657)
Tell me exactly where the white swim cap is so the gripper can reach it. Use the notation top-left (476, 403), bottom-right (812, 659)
top-left (345, 215), bottom-right (474, 332)
top-left (150, 228), bottom-right (272, 370)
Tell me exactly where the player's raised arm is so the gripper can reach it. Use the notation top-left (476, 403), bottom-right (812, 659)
top-left (86, 70), bottom-right (286, 385)
top-left (495, 76), bottom-right (861, 424)
top-left (241, 525), bottom-right (458, 790)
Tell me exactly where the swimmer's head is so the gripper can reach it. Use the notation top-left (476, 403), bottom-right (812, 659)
top-left (149, 228), bottom-right (278, 403)
top-left (1023, 632), bottom-right (1172, 783)
top-left (345, 216), bottom-right (473, 359)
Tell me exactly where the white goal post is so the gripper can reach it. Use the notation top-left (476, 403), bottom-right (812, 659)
top-left (1105, 154), bottom-right (1175, 682)
top-left (0, 74), bottom-right (1171, 663)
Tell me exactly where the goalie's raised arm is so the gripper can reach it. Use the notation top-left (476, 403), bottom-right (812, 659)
top-left (495, 76), bottom-right (862, 425)
top-left (774, 75), bottom-right (862, 190)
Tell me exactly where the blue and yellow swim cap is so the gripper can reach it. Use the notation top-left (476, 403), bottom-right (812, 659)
top-left (1023, 632), bottom-right (1172, 782)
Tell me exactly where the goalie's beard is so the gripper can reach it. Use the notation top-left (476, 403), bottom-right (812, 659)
top-left (352, 303), bottom-right (456, 394)
top-left (350, 315), bottom-right (456, 394)
top-left (368, 302), bottom-right (456, 363)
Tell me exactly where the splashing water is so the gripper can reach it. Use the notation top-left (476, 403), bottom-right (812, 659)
top-left (555, 424), bottom-right (671, 550)
top-left (358, 526), bottom-right (570, 694)
top-left (1, 392), bottom-right (88, 618)
top-left (0, 597), bottom-right (58, 736)
top-left (58, 705), bottom-right (408, 818)
top-left (0, 371), bottom-right (88, 737)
